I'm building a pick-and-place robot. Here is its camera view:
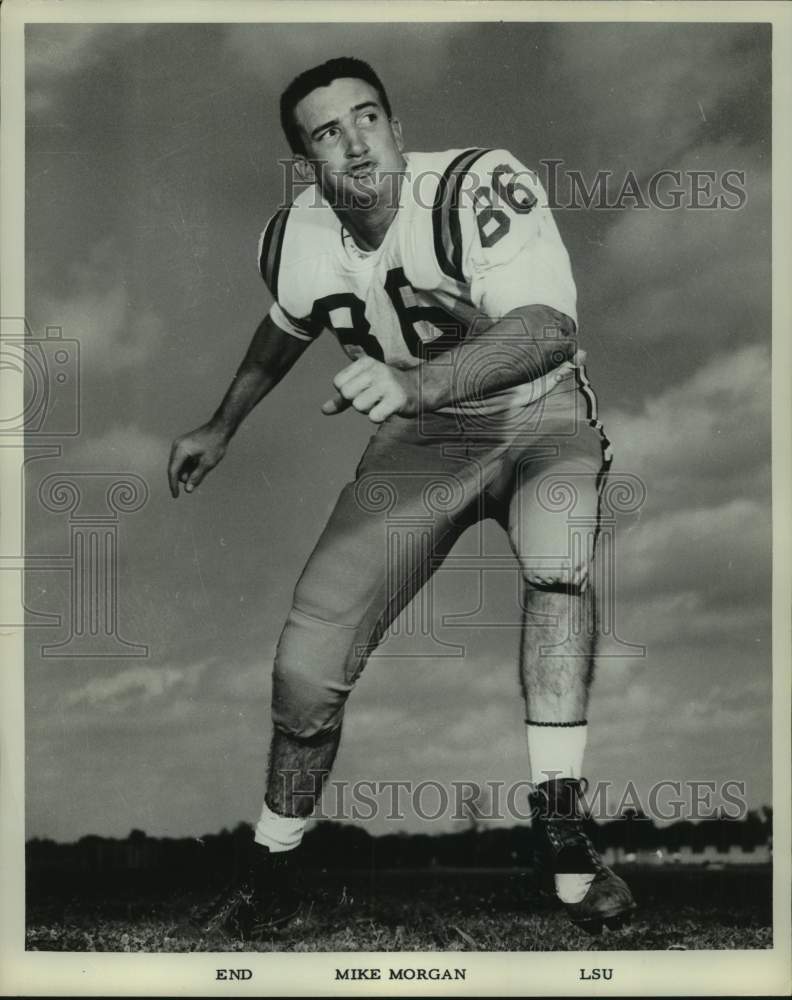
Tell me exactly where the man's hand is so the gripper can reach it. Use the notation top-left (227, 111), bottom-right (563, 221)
top-left (167, 424), bottom-right (229, 498)
top-left (322, 355), bottom-right (419, 423)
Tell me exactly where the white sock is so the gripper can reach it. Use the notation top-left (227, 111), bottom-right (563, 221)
top-left (555, 873), bottom-right (594, 903)
top-left (526, 721), bottom-right (594, 903)
top-left (253, 799), bottom-right (306, 853)
top-left (526, 721), bottom-right (587, 785)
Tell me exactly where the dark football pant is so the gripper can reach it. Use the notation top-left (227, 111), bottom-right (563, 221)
top-left (271, 371), bottom-right (611, 741)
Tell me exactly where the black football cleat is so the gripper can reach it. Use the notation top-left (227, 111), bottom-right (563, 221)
top-left (194, 843), bottom-right (303, 941)
top-left (529, 777), bottom-right (636, 935)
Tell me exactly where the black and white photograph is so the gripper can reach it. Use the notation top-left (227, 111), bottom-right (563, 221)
top-left (1, 1), bottom-right (790, 996)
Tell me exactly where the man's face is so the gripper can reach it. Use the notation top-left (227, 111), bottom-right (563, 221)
top-left (293, 77), bottom-right (405, 209)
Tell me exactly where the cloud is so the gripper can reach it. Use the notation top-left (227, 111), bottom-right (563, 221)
top-left (222, 22), bottom-right (467, 97)
top-left (578, 138), bottom-right (770, 411)
top-left (33, 238), bottom-right (166, 374)
top-left (597, 349), bottom-right (771, 622)
top-left (550, 24), bottom-right (768, 172)
top-left (66, 665), bottom-right (190, 708)
top-left (588, 663), bottom-right (770, 760)
top-left (603, 343), bottom-right (771, 509)
top-left (198, 655), bottom-right (272, 704)
top-left (589, 668), bottom-right (770, 762)
top-left (26, 25), bottom-right (152, 120)
top-left (617, 590), bottom-right (770, 650)
top-left (26, 26), bottom-right (110, 83)
top-left (50, 648), bottom-right (270, 720)
top-left (671, 680), bottom-right (769, 734)
top-left (618, 498), bottom-right (770, 602)
top-left (63, 423), bottom-right (169, 480)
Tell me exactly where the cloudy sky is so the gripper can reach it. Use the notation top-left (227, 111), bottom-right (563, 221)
top-left (23, 20), bottom-right (772, 841)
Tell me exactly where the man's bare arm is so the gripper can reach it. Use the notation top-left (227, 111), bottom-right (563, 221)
top-left (324, 304), bottom-right (577, 422)
top-left (209, 313), bottom-right (312, 438)
top-left (413, 304), bottom-right (577, 412)
top-left (168, 315), bottom-right (311, 497)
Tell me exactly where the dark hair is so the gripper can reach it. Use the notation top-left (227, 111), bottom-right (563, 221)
top-left (279, 57), bottom-right (392, 155)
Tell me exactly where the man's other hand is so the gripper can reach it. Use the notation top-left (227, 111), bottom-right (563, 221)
top-left (322, 355), bottom-right (418, 423)
top-left (167, 424), bottom-right (229, 498)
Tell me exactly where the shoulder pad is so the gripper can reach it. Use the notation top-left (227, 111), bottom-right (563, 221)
top-left (432, 147), bottom-right (492, 283)
top-left (258, 206), bottom-right (292, 299)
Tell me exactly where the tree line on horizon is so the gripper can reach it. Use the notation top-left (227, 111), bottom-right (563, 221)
top-left (26, 806), bottom-right (773, 894)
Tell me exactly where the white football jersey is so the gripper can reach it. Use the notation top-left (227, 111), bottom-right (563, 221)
top-left (257, 148), bottom-right (578, 414)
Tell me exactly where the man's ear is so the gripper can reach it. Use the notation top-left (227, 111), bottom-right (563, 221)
top-left (294, 155), bottom-right (316, 184)
top-left (390, 118), bottom-right (404, 153)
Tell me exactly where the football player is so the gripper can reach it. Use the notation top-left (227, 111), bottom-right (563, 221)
top-left (168, 57), bottom-right (635, 938)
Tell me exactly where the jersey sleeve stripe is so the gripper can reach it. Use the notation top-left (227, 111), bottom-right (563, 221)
top-left (432, 147), bottom-right (492, 283)
top-left (258, 207), bottom-right (291, 299)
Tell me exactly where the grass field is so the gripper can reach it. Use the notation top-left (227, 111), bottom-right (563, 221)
top-left (26, 865), bottom-right (772, 952)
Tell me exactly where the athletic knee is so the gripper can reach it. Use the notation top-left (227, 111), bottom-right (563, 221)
top-left (272, 708), bottom-right (341, 740)
top-left (271, 606), bottom-right (359, 740)
top-left (271, 707), bottom-right (344, 743)
top-left (520, 561), bottom-right (591, 594)
top-left (272, 656), bottom-right (346, 738)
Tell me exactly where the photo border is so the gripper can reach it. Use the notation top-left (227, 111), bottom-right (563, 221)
top-left (1, 1), bottom-right (790, 996)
